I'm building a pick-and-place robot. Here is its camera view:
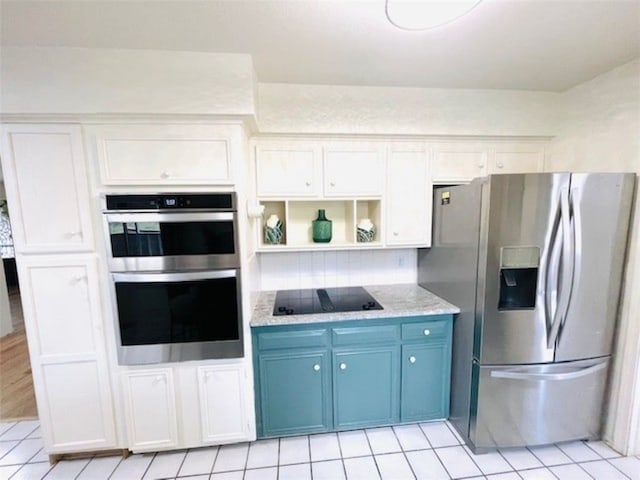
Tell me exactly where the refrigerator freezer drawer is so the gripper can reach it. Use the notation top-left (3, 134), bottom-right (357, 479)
top-left (469, 358), bottom-right (609, 451)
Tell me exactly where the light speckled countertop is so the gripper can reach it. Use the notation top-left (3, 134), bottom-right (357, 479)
top-left (251, 284), bottom-right (460, 327)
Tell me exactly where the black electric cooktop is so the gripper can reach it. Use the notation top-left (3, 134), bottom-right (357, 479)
top-left (273, 287), bottom-right (383, 316)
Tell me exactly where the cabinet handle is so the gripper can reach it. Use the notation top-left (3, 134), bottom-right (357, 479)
top-left (393, 231), bottom-right (399, 236)
top-left (478, 163), bottom-right (485, 168)
top-left (153, 375), bottom-right (165, 384)
top-left (330, 181), bottom-right (336, 187)
top-left (423, 329), bottom-right (431, 336)
top-left (305, 181), bottom-right (312, 187)
top-left (496, 162), bottom-right (504, 169)
top-left (160, 171), bottom-right (170, 179)
top-left (339, 363), bottom-right (347, 370)
top-left (67, 231), bottom-right (83, 239)
top-left (313, 364), bottom-right (321, 372)
top-left (409, 356), bottom-right (417, 364)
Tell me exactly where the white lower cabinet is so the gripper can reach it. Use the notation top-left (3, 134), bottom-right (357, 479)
top-left (122, 368), bottom-right (179, 452)
top-left (122, 363), bottom-right (253, 452)
top-left (198, 365), bottom-right (251, 443)
top-left (17, 254), bottom-right (117, 454)
top-left (36, 361), bottom-right (116, 452)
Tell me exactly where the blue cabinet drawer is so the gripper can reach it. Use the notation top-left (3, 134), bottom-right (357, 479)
top-left (332, 325), bottom-right (399, 346)
top-left (257, 329), bottom-right (329, 350)
top-left (401, 318), bottom-right (450, 341)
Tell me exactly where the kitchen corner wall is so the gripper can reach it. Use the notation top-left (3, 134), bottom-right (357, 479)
top-left (547, 58), bottom-right (640, 455)
top-left (259, 249), bottom-right (417, 291)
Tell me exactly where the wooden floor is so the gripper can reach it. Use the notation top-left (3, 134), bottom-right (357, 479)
top-left (0, 289), bottom-right (38, 421)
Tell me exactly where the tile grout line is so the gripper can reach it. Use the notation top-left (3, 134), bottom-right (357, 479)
top-left (390, 425), bottom-right (418, 480)
top-left (333, 431), bottom-right (348, 480)
top-left (362, 428), bottom-right (383, 480)
top-left (105, 452), bottom-right (125, 480)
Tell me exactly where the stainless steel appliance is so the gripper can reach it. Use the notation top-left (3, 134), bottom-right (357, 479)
top-left (103, 193), bottom-right (243, 365)
top-left (418, 173), bottom-right (635, 451)
top-left (273, 287), bottom-right (383, 316)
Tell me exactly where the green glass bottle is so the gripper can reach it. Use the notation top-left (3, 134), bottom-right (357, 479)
top-left (312, 209), bottom-right (332, 243)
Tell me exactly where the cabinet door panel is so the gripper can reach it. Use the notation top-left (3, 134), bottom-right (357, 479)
top-left (324, 144), bottom-right (384, 196)
top-left (492, 143), bottom-right (545, 174)
top-left (198, 365), bottom-right (250, 443)
top-left (259, 351), bottom-right (331, 436)
top-left (38, 361), bottom-right (116, 451)
top-left (19, 258), bottom-right (100, 357)
top-left (90, 124), bottom-right (233, 185)
top-left (256, 144), bottom-right (321, 196)
top-left (401, 343), bottom-right (450, 422)
top-left (431, 143), bottom-right (488, 183)
top-left (387, 149), bottom-right (431, 246)
top-left (334, 347), bottom-right (399, 429)
top-left (123, 369), bottom-right (178, 451)
top-left (0, 124), bottom-right (93, 252)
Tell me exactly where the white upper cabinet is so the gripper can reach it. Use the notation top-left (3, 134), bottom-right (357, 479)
top-left (386, 146), bottom-right (432, 246)
top-left (0, 124), bottom-right (94, 253)
top-left (323, 142), bottom-right (385, 196)
top-left (431, 142), bottom-right (488, 184)
top-left (431, 140), bottom-right (546, 183)
top-left (491, 142), bottom-right (545, 174)
top-left (87, 124), bottom-right (234, 185)
top-left (255, 141), bottom-right (322, 197)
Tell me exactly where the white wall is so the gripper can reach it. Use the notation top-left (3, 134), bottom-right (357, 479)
top-left (258, 82), bottom-right (560, 136)
top-left (0, 47), bottom-right (257, 116)
top-left (547, 58), bottom-right (640, 455)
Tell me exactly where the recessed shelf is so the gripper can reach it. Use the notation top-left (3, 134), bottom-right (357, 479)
top-left (256, 198), bottom-right (383, 251)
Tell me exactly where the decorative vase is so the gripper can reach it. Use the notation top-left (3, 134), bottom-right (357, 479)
top-left (264, 214), bottom-right (284, 245)
top-left (357, 218), bottom-right (376, 243)
top-left (312, 209), bottom-right (332, 243)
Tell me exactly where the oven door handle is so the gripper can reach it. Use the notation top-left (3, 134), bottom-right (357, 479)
top-left (105, 212), bottom-right (235, 223)
top-left (112, 269), bottom-right (238, 283)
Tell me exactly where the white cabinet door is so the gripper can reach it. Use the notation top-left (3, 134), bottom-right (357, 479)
top-left (198, 365), bottom-right (251, 443)
top-left (0, 124), bottom-right (93, 253)
top-left (88, 124), bottom-right (233, 185)
top-left (324, 143), bottom-right (385, 196)
top-left (386, 147), bottom-right (432, 246)
top-left (490, 142), bottom-right (545, 174)
top-left (18, 255), bottom-right (104, 358)
top-left (431, 142), bottom-right (488, 184)
top-left (255, 142), bottom-right (322, 197)
top-left (35, 361), bottom-right (117, 452)
top-left (123, 369), bottom-right (179, 451)
top-left (17, 255), bottom-right (117, 452)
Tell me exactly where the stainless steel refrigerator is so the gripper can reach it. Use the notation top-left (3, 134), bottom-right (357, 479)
top-left (418, 172), bottom-right (635, 452)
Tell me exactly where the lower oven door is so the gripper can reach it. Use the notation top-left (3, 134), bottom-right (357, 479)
top-left (112, 269), bottom-right (243, 365)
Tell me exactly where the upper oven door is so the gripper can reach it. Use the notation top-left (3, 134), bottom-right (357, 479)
top-left (104, 211), bottom-right (239, 271)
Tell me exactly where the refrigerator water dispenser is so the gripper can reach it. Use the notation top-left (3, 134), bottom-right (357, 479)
top-left (498, 246), bottom-right (540, 310)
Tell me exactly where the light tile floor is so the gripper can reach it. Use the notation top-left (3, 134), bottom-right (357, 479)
top-left (1, 419), bottom-right (640, 480)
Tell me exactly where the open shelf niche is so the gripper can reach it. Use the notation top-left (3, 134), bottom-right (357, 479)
top-left (257, 199), bottom-right (383, 251)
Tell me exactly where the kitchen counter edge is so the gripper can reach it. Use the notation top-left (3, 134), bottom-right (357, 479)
top-left (250, 283), bottom-right (460, 327)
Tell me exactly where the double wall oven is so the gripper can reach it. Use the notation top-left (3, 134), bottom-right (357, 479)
top-left (103, 193), bottom-right (243, 365)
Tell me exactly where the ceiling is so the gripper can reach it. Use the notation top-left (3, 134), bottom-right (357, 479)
top-left (1, 0), bottom-right (639, 92)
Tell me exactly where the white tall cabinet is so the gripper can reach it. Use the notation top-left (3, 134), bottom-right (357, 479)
top-left (0, 124), bottom-right (117, 455)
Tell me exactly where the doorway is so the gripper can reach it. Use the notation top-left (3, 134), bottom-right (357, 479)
top-left (0, 191), bottom-right (38, 421)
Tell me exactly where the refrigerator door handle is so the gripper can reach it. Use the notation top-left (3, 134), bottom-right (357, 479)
top-left (490, 361), bottom-right (607, 382)
top-left (544, 196), bottom-right (562, 337)
top-left (547, 187), bottom-right (574, 349)
top-left (558, 187), bottom-right (582, 337)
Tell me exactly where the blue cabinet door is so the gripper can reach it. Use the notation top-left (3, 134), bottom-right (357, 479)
top-left (333, 347), bottom-right (399, 430)
top-left (401, 343), bottom-right (451, 422)
top-left (259, 350), bottom-right (331, 437)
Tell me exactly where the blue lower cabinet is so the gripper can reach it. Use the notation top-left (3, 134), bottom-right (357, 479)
top-left (333, 347), bottom-right (400, 430)
top-left (258, 350), bottom-right (331, 437)
top-left (401, 343), bottom-right (451, 422)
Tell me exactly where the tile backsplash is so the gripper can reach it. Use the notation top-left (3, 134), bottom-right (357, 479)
top-left (258, 249), bottom-right (417, 291)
